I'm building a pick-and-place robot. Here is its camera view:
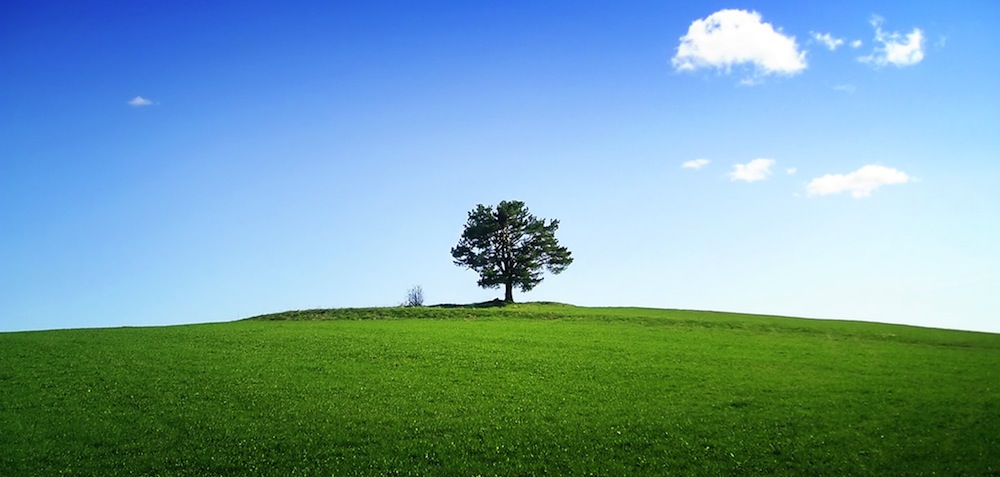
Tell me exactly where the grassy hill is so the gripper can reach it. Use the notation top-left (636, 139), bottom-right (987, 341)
top-left (2, 303), bottom-right (998, 476)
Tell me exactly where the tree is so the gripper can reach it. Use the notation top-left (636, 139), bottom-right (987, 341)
top-left (451, 200), bottom-right (573, 303)
top-left (401, 285), bottom-right (424, 307)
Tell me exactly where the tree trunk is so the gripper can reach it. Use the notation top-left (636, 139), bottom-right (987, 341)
top-left (504, 282), bottom-right (514, 302)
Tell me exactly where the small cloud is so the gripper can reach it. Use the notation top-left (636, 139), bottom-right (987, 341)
top-left (807, 164), bottom-right (911, 198)
top-left (729, 158), bottom-right (775, 182)
top-left (833, 84), bottom-right (857, 93)
top-left (811, 32), bottom-right (845, 51)
top-left (128, 96), bottom-right (154, 107)
top-left (672, 9), bottom-right (806, 83)
top-left (850, 39), bottom-right (863, 48)
top-left (786, 167), bottom-right (797, 175)
top-left (859, 16), bottom-right (925, 67)
top-left (682, 158), bottom-right (711, 170)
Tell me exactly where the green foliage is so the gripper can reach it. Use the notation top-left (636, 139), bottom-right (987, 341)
top-left (2, 305), bottom-right (999, 476)
top-left (451, 200), bottom-right (572, 302)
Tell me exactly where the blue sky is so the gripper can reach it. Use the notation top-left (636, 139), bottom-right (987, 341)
top-left (2, 1), bottom-right (998, 333)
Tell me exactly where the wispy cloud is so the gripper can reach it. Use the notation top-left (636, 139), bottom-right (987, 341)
top-left (128, 96), bottom-right (155, 107)
top-left (682, 158), bottom-right (710, 170)
top-left (833, 84), bottom-right (857, 93)
top-left (811, 32), bottom-right (845, 51)
top-left (786, 167), bottom-right (797, 175)
top-left (807, 165), bottom-right (911, 198)
top-left (850, 39), bottom-right (863, 49)
top-left (729, 158), bottom-right (775, 182)
top-left (673, 9), bottom-right (806, 83)
top-left (859, 16), bottom-right (925, 67)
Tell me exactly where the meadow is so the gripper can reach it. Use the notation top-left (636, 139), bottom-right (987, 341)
top-left (2, 303), bottom-right (998, 476)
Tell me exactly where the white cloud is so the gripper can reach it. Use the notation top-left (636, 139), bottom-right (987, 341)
top-left (128, 96), bottom-right (154, 107)
top-left (811, 32), bottom-right (845, 51)
top-left (672, 9), bottom-right (806, 81)
top-left (834, 84), bottom-right (857, 93)
top-left (859, 17), bottom-right (925, 67)
top-left (682, 158), bottom-right (710, 170)
top-left (729, 158), bottom-right (775, 182)
top-left (807, 165), bottom-right (911, 198)
top-left (786, 167), bottom-right (797, 175)
top-left (850, 39), bottom-right (863, 48)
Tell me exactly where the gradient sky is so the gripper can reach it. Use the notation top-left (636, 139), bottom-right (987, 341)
top-left (2, 1), bottom-right (998, 333)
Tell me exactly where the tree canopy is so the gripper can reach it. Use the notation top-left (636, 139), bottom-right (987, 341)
top-left (451, 200), bottom-right (573, 302)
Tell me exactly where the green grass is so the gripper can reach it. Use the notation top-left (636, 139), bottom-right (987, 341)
top-left (2, 303), bottom-right (998, 475)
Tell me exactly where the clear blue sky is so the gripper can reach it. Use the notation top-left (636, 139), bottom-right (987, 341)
top-left (2, 1), bottom-right (998, 333)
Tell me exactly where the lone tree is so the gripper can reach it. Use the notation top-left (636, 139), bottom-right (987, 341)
top-left (451, 200), bottom-right (573, 303)
top-left (401, 285), bottom-right (424, 307)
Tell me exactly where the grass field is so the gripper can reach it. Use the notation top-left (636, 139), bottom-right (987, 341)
top-left (2, 303), bottom-right (998, 476)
